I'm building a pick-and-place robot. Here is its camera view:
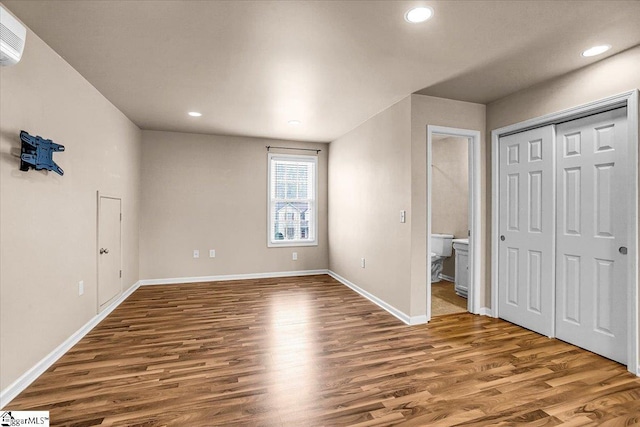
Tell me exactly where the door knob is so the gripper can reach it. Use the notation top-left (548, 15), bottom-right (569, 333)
top-left (100, 248), bottom-right (109, 254)
top-left (619, 246), bottom-right (628, 255)
top-left (500, 235), bottom-right (505, 241)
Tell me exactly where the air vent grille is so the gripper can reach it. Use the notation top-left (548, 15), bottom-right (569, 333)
top-left (0, 21), bottom-right (23, 52)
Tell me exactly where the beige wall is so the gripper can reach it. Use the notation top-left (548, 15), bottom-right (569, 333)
top-left (487, 46), bottom-right (640, 131)
top-left (410, 94), bottom-right (486, 316)
top-left (486, 45), bottom-right (640, 308)
top-left (328, 95), bottom-right (485, 319)
top-left (3, 4), bottom-right (636, 398)
top-left (328, 97), bottom-right (413, 315)
top-left (432, 136), bottom-right (468, 277)
top-left (0, 21), bottom-right (141, 389)
top-left (139, 131), bottom-right (328, 279)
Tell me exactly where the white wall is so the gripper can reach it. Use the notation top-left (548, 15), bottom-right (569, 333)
top-left (0, 16), bottom-right (141, 390)
top-left (140, 131), bottom-right (328, 280)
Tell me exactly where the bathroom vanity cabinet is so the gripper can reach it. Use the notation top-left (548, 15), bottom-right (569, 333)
top-left (453, 239), bottom-right (469, 298)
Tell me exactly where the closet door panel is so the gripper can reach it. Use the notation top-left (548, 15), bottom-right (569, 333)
top-left (498, 126), bottom-right (555, 336)
top-left (555, 107), bottom-right (628, 364)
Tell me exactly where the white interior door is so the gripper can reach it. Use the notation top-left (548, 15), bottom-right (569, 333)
top-left (98, 196), bottom-right (122, 310)
top-left (498, 126), bottom-right (555, 336)
top-left (555, 107), bottom-right (628, 364)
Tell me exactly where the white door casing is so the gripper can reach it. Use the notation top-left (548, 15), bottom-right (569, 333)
top-left (426, 126), bottom-right (482, 320)
top-left (555, 107), bottom-right (628, 364)
top-left (98, 195), bottom-right (122, 311)
top-left (498, 126), bottom-right (556, 337)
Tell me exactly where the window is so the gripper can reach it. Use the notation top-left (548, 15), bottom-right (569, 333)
top-left (268, 153), bottom-right (317, 247)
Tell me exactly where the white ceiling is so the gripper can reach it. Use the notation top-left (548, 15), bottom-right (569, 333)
top-left (4, 1), bottom-right (640, 142)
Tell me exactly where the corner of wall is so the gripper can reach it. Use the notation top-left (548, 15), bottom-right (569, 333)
top-left (0, 14), bottom-right (142, 391)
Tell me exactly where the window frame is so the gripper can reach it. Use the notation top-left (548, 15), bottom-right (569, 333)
top-left (267, 153), bottom-right (318, 247)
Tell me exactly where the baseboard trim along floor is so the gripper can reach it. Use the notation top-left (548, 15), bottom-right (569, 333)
top-left (1, 269), bottom-right (329, 407)
top-left (328, 270), bottom-right (428, 325)
top-left (2, 269), bottom-right (494, 407)
top-left (0, 280), bottom-right (142, 408)
top-left (140, 269), bottom-right (329, 286)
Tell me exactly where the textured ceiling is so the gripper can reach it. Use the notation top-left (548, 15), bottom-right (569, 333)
top-left (4, 0), bottom-right (640, 142)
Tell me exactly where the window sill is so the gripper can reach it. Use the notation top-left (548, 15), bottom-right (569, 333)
top-left (268, 241), bottom-right (318, 248)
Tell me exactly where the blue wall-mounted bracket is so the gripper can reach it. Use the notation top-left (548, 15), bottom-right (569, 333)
top-left (20, 130), bottom-right (65, 176)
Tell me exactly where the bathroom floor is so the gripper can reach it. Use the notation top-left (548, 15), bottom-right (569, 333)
top-left (431, 280), bottom-right (467, 316)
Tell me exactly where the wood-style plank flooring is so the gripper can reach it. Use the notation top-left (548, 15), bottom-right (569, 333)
top-left (5, 274), bottom-right (640, 425)
top-left (431, 280), bottom-right (467, 316)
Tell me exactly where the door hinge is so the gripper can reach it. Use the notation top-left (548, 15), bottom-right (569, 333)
top-left (120, 213), bottom-right (122, 221)
top-left (119, 270), bottom-right (122, 278)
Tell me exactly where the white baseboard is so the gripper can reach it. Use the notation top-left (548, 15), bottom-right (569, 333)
top-left (1, 268), bottom-right (429, 408)
top-left (140, 269), bottom-right (329, 286)
top-left (439, 274), bottom-right (455, 282)
top-left (0, 281), bottom-right (141, 409)
top-left (328, 270), bottom-right (427, 325)
top-left (1, 269), bottom-right (331, 407)
top-left (478, 307), bottom-right (494, 317)
top-left (145, 270), bottom-right (430, 327)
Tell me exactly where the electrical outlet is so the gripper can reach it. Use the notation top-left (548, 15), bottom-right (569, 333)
top-left (292, 252), bottom-right (298, 261)
top-left (400, 210), bottom-right (406, 223)
top-left (209, 249), bottom-right (216, 258)
top-left (193, 249), bottom-right (199, 258)
top-left (78, 280), bottom-right (84, 296)
top-left (360, 258), bottom-right (366, 268)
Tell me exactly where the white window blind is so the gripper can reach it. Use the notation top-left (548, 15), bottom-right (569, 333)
top-left (268, 153), bottom-right (317, 247)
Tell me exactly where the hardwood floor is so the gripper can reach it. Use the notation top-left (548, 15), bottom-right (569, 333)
top-left (431, 280), bottom-right (467, 316)
top-left (5, 274), bottom-right (640, 425)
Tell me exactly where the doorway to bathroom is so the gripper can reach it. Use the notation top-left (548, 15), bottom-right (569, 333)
top-left (427, 126), bottom-right (481, 320)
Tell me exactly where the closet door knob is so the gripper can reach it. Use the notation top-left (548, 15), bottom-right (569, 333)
top-left (619, 246), bottom-right (628, 255)
top-left (500, 235), bottom-right (506, 241)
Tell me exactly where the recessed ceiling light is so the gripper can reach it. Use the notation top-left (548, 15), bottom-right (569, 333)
top-left (405, 6), bottom-right (434, 23)
top-left (581, 45), bottom-right (611, 57)
top-left (188, 111), bottom-right (202, 117)
top-left (288, 120), bottom-right (301, 126)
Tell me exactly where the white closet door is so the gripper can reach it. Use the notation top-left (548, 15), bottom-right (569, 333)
top-left (555, 107), bottom-right (628, 364)
top-left (498, 126), bottom-right (555, 336)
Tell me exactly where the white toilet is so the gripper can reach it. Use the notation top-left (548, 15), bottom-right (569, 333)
top-left (431, 233), bottom-right (453, 283)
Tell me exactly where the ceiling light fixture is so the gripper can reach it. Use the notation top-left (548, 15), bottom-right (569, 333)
top-left (581, 45), bottom-right (611, 57)
top-left (288, 120), bottom-right (301, 126)
top-left (188, 111), bottom-right (202, 117)
top-left (405, 6), bottom-right (434, 23)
